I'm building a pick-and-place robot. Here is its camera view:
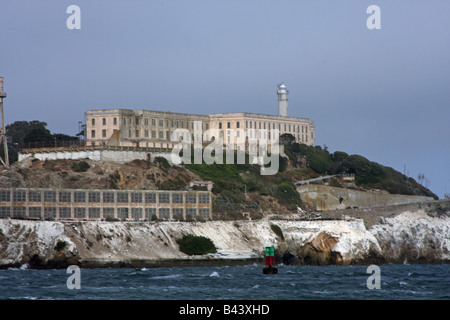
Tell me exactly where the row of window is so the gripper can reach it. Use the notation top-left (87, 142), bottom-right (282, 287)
top-left (0, 206), bottom-right (210, 219)
top-left (0, 190), bottom-right (210, 204)
top-left (218, 120), bottom-right (311, 134)
top-left (122, 117), bottom-right (209, 130)
top-left (91, 117), bottom-right (118, 126)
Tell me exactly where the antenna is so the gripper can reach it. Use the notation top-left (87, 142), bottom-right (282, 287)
top-left (0, 76), bottom-right (9, 166)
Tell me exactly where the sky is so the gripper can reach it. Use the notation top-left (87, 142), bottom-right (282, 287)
top-left (0, 0), bottom-right (449, 198)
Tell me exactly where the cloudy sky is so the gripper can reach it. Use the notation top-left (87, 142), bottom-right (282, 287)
top-left (1, 1), bottom-right (449, 198)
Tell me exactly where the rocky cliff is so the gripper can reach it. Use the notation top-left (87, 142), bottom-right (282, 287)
top-left (1, 201), bottom-right (448, 268)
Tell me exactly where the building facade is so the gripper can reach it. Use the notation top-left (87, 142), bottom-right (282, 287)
top-left (0, 188), bottom-right (212, 221)
top-left (85, 84), bottom-right (315, 149)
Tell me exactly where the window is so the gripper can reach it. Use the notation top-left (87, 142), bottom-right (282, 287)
top-left (199, 193), bottom-right (210, 204)
top-left (172, 208), bottom-right (184, 219)
top-left (29, 191), bottom-right (41, 202)
top-left (13, 207), bottom-right (26, 218)
top-left (159, 131), bottom-right (163, 139)
top-left (89, 208), bottom-right (101, 218)
top-left (152, 130), bottom-right (156, 138)
top-left (159, 119), bottom-right (164, 127)
top-left (0, 207), bottom-right (10, 218)
top-left (44, 207), bottom-right (56, 219)
top-left (219, 122), bottom-right (222, 129)
top-left (74, 192), bottom-right (86, 203)
top-left (44, 191), bottom-right (56, 202)
top-left (91, 130), bottom-right (96, 138)
top-left (103, 118), bottom-right (106, 125)
top-left (132, 208), bottom-right (143, 220)
top-left (158, 208), bottom-right (170, 219)
top-left (88, 192), bottom-right (100, 203)
top-left (186, 193), bottom-right (197, 204)
top-left (145, 130), bottom-right (149, 138)
top-left (145, 193), bottom-right (156, 203)
top-left (144, 118), bottom-right (149, 126)
top-left (152, 118), bottom-right (156, 126)
top-left (236, 121), bottom-right (240, 129)
top-left (172, 193), bottom-right (183, 204)
top-left (114, 118), bottom-right (117, 125)
top-left (117, 208), bottom-right (129, 219)
top-left (103, 192), bottom-right (115, 203)
top-left (117, 192), bottom-right (129, 203)
top-left (135, 130), bottom-right (140, 138)
top-left (59, 191), bottom-right (72, 203)
top-left (227, 122), bottom-right (231, 129)
top-left (0, 190), bottom-right (10, 202)
top-left (145, 208), bottom-right (157, 219)
top-left (131, 193), bottom-right (142, 203)
top-left (29, 207), bottom-right (41, 218)
top-left (13, 190), bottom-right (26, 202)
top-left (102, 129), bottom-right (107, 138)
top-left (159, 193), bottom-right (170, 203)
top-left (103, 208), bottom-right (115, 219)
top-left (74, 208), bottom-right (86, 218)
top-left (186, 208), bottom-right (197, 218)
top-left (135, 117), bottom-right (140, 125)
top-left (59, 207), bottom-right (71, 219)
top-left (92, 118), bottom-right (95, 126)
top-left (199, 208), bottom-right (210, 218)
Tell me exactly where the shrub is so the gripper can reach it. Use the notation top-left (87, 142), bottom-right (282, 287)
top-left (176, 234), bottom-right (217, 255)
top-left (270, 224), bottom-right (284, 240)
top-left (54, 240), bottom-right (67, 251)
top-left (154, 157), bottom-right (170, 169)
top-left (72, 161), bottom-right (90, 172)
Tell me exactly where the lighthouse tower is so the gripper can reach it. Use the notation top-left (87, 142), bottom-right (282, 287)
top-left (277, 83), bottom-right (288, 117)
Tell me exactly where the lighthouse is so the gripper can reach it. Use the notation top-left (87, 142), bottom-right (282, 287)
top-left (277, 83), bottom-right (288, 117)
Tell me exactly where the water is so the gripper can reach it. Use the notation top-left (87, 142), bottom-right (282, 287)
top-left (0, 264), bottom-right (448, 300)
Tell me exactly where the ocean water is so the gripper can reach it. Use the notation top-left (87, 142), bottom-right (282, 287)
top-left (0, 264), bottom-right (448, 300)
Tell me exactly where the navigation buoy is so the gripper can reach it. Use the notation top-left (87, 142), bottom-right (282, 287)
top-left (263, 246), bottom-right (278, 274)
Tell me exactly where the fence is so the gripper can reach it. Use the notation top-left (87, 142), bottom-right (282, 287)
top-left (0, 188), bottom-right (212, 221)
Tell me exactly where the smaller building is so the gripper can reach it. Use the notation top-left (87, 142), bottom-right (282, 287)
top-left (0, 188), bottom-right (212, 221)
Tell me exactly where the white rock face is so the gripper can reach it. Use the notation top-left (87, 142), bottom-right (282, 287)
top-left (1, 208), bottom-right (448, 268)
top-left (0, 219), bottom-right (382, 267)
top-left (0, 219), bottom-right (77, 266)
top-left (370, 210), bottom-right (450, 263)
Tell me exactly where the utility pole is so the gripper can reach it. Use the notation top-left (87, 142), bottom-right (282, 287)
top-left (0, 76), bottom-right (9, 166)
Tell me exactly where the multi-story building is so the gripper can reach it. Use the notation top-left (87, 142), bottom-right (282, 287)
top-left (85, 84), bottom-right (315, 149)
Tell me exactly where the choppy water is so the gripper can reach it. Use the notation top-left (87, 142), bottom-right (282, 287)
top-left (0, 264), bottom-right (448, 300)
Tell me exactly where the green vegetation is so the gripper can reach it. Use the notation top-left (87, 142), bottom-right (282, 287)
top-left (185, 150), bottom-right (303, 217)
top-left (270, 224), bottom-right (284, 240)
top-left (281, 134), bottom-right (438, 199)
top-left (54, 240), bottom-right (68, 251)
top-left (154, 156), bottom-right (170, 170)
top-left (176, 234), bottom-right (217, 255)
top-left (71, 161), bottom-right (90, 172)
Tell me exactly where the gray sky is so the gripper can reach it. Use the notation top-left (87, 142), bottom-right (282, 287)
top-left (1, 0), bottom-right (449, 198)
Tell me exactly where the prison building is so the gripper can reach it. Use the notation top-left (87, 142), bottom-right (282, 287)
top-left (85, 84), bottom-right (315, 149)
top-left (0, 188), bottom-right (212, 221)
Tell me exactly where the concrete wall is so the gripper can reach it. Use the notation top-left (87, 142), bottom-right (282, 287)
top-left (18, 148), bottom-right (173, 164)
top-left (297, 184), bottom-right (434, 211)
